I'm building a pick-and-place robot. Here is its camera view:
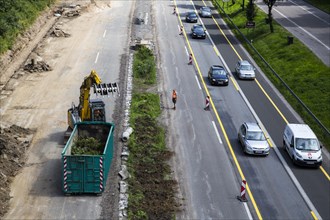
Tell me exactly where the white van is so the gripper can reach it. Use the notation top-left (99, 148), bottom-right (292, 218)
top-left (283, 124), bottom-right (322, 167)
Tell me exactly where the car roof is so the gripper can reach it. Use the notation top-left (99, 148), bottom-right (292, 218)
top-left (193, 24), bottom-right (203, 28)
top-left (240, 60), bottom-right (251, 65)
top-left (211, 65), bottom-right (224, 69)
top-left (244, 122), bottom-right (262, 132)
top-left (287, 124), bottom-right (317, 139)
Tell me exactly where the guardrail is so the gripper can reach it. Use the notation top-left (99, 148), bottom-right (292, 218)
top-left (213, 1), bottom-right (330, 137)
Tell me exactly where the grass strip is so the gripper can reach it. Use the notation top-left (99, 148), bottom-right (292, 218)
top-left (127, 46), bottom-right (178, 219)
top-left (213, 0), bottom-right (330, 148)
top-left (0, 0), bottom-right (56, 54)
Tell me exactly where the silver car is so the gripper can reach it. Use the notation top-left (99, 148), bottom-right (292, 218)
top-left (238, 122), bottom-right (270, 156)
top-left (199, 6), bottom-right (212, 18)
top-left (235, 60), bottom-right (256, 79)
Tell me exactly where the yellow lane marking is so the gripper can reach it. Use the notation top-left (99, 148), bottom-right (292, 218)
top-left (230, 77), bottom-right (239, 91)
top-left (320, 166), bottom-right (330, 181)
top-left (311, 211), bottom-right (318, 220)
top-left (174, 1), bottom-right (263, 219)
top-left (254, 79), bottom-right (289, 124)
top-left (213, 45), bottom-right (220, 56)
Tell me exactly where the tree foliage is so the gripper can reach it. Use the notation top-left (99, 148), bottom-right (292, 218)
top-left (0, 0), bottom-right (55, 54)
top-left (263, 0), bottom-right (276, 32)
top-left (246, 0), bottom-right (257, 21)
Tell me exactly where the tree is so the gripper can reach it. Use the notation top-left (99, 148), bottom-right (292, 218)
top-left (263, 0), bottom-right (276, 33)
top-left (246, 0), bottom-right (257, 21)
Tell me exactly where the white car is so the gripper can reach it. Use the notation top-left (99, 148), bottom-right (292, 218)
top-left (283, 124), bottom-right (322, 167)
top-left (235, 60), bottom-right (256, 79)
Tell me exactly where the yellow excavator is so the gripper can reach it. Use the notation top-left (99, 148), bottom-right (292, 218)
top-left (64, 70), bottom-right (118, 144)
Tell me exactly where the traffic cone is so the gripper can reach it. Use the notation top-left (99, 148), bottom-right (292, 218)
top-left (188, 54), bottom-right (193, 65)
top-left (237, 180), bottom-right (248, 202)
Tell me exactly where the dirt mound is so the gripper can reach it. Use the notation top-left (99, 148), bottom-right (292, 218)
top-left (0, 125), bottom-right (34, 218)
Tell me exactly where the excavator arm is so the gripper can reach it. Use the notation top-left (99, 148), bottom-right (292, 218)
top-left (66, 70), bottom-right (118, 141)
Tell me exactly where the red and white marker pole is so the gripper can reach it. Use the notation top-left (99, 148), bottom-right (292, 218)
top-left (237, 179), bottom-right (248, 202)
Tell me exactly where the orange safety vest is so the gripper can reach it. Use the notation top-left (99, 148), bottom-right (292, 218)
top-left (172, 91), bottom-right (177, 99)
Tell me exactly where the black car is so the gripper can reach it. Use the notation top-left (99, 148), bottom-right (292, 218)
top-left (208, 65), bottom-right (229, 86)
top-left (191, 24), bottom-right (206, 39)
top-left (186, 11), bottom-right (198, 23)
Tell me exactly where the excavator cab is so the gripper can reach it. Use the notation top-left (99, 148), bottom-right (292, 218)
top-left (90, 99), bottom-right (106, 122)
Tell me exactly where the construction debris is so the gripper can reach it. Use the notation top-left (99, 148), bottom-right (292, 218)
top-left (53, 5), bottom-right (81, 18)
top-left (49, 27), bottom-right (70, 37)
top-left (23, 59), bottom-right (52, 73)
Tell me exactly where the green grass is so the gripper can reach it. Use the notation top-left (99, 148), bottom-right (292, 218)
top-left (0, 0), bottom-right (55, 54)
top-left (213, 0), bottom-right (330, 148)
top-left (127, 46), bottom-right (178, 219)
top-left (305, 0), bottom-right (330, 13)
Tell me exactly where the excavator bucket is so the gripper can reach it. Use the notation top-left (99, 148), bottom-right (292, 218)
top-left (93, 82), bottom-right (119, 96)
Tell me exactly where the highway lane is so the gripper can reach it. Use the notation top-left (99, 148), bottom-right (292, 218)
top-left (157, 0), bottom-right (317, 219)
top-left (192, 0), bottom-right (330, 219)
top-left (156, 1), bottom-right (252, 219)
top-left (256, 0), bottom-right (330, 66)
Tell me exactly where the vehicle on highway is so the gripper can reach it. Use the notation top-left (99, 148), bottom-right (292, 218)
top-left (186, 11), bottom-right (198, 23)
top-left (283, 124), bottom-right (322, 167)
top-left (235, 60), bottom-right (256, 79)
top-left (207, 65), bottom-right (229, 86)
top-left (191, 24), bottom-right (206, 39)
top-left (199, 6), bottom-right (212, 18)
top-left (238, 122), bottom-right (270, 156)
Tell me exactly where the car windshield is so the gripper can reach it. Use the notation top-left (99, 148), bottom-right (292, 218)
top-left (202, 7), bottom-right (211, 12)
top-left (246, 131), bottom-right (266, 141)
top-left (213, 69), bottom-right (226, 75)
top-left (296, 138), bottom-right (319, 151)
top-left (194, 27), bottom-right (203, 31)
top-left (240, 64), bottom-right (253, 70)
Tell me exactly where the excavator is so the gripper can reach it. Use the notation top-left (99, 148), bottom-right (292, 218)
top-left (64, 70), bottom-right (118, 144)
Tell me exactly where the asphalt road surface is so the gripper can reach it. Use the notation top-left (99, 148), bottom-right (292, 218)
top-left (256, 0), bottom-right (330, 66)
top-left (155, 0), bottom-right (329, 219)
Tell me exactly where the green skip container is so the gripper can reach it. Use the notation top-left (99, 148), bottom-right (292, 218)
top-left (61, 121), bottom-right (114, 194)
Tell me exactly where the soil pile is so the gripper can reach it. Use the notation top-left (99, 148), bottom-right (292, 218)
top-left (0, 125), bottom-right (34, 218)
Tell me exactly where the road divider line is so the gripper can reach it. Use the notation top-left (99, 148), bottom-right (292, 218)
top-left (145, 12), bottom-right (149, 25)
top-left (195, 75), bottom-right (201, 90)
top-left (231, 77), bottom-right (239, 91)
top-left (95, 52), bottom-right (100, 64)
top-left (103, 30), bottom-right (106, 38)
top-left (209, 0), bottom-right (330, 184)
top-left (311, 211), bottom-right (318, 220)
top-left (174, 1), bottom-right (262, 219)
top-left (255, 79), bottom-right (289, 124)
top-left (319, 166), bottom-right (330, 181)
top-left (184, 46), bottom-right (189, 57)
top-left (213, 45), bottom-right (220, 56)
top-left (212, 121), bottom-right (222, 144)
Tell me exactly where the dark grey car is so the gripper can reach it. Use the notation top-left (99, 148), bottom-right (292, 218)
top-left (186, 11), bottom-right (198, 23)
top-left (207, 65), bottom-right (229, 86)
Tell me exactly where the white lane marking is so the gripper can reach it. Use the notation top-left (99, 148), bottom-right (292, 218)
top-left (289, 0), bottom-right (330, 25)
top-left (195, 75), bottom-right (201, 90)
top-left (95, 52), bottom-right (100, 64)
top-left (243, 202), bottom-right (253, 220)
top-left (273, 8), bottom-right (330, 50)
top-left (103, 30), bottom-right (106, 38)
top-left (212, 121), bottom-right (222, 144)
top-left (145, 12), bottom-right (149, 25)
top-left (195, 1), bottom-right (321, 218)
top-left (178, 24), bottom-right (181, 32)
top-left (185, 46), bottom-right (189, 56)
